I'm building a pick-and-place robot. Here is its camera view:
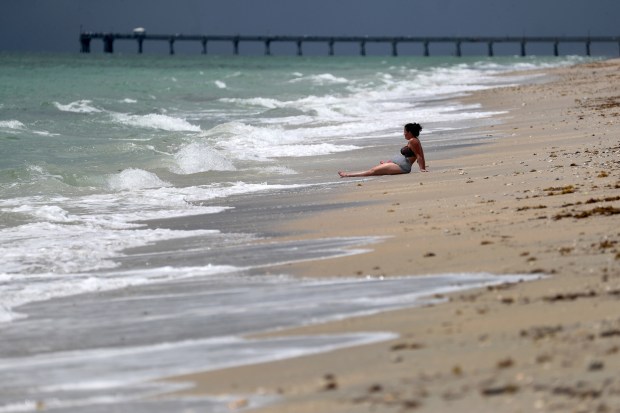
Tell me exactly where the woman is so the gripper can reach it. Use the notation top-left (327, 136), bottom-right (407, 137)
top-left (338, 123), bottom-right (427, 177)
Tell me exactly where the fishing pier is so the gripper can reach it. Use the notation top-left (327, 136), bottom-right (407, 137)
top-left (79, 31), bottom-right (620, 57)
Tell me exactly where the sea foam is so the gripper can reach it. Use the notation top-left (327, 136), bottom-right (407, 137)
top-left (0, 263), bottom-right (238, 324)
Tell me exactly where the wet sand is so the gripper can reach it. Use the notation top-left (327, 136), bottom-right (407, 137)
top-left (168, 59), bottom-right (620, 412)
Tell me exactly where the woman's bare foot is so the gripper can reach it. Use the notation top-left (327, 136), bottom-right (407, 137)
top-left (338, 171), bottom-right (349, 177)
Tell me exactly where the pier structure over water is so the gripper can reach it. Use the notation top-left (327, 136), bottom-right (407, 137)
top-left (80, 32), bottom-right (620, 57)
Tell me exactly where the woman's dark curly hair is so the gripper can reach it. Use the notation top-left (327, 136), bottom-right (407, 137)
top-left (404, 123), bottom-right (423, 137)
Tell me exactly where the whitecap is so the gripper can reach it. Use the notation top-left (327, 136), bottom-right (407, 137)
top-left (0, 120), bottom-right (25, 129)
top-left (11, 205), bottom-right (72, 222)
top-left (107, 169), bottom-right (171, 191)
top-left (214, 80), bottom-right (227, 89)
top-left (201, 122), bottom-right (360, 160)
top-left (53, 100), bottom-right (102, 113)
top-left (31, 130), bottom-right (60, 136)
top-left (221, 97), bottom-right (283, 109)
top-left (0, 120), bottom-right (58, 136)
top-left (310, 73), bottom-right (349, 84)
top-left (171, 141), bottom-right (236, 174)
top-left (112, 113), bottom-right (201, 132)
top-left (290, 73), bottom-right (349, 84)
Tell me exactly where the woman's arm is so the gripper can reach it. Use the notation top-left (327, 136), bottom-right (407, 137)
top-left (408, 139), bottom-right (427, 171)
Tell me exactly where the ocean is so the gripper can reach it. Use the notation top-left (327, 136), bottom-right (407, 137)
top-left (0, 52), bottom-right (585, 411)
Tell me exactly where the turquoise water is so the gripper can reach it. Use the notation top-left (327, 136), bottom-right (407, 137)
top-left (0, 52), bottom-right (581, 411)
top-left (0, 53), bottom-right (586, 195)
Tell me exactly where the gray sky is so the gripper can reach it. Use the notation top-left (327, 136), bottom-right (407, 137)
top-left (1, 0), bottom-right (619, 56)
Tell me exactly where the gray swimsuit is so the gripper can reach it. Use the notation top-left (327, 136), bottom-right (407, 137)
top-left (390, 153), bottom-right (412, 173)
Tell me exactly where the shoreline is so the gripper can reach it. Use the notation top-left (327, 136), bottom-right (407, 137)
top-left (167, 59), bottom-right (620, 412)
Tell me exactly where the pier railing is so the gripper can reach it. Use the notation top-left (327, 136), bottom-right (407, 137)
top-left (79, 32), bottom-right (620, 57)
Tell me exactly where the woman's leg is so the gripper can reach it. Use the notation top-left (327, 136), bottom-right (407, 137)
top-left (339, 162), bottom-right (404, 177)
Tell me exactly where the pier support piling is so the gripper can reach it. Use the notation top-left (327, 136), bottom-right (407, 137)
top-left (80, 34), bottom-right (91, 53)
top-left (264, 39), bottom-right (271, 56)
top-left (103, 34), bottom-right (114, 53)
top-left (328, 39), bottom-right (335, 56)
top-left (424, 40), bottom-right (430, 57)
top-left (297, 40), bottom-right (303, 56)
top-left (233, 37), bottom-right (239, 55)
top-left (520, 40), bottom-right (526, 57)
top-left (202, 38), bottom-right (207, 54)
top-left (360, 40), bottom-right (366, 56)
top-left (455, 41), bottom-right (462, 57)
top-left (137, 36), bottom-right (144, 54)
top-left (487, 41), bottom-right (494, 57)
top-left (169, 38), bottom-right (175, 55)
top-left (391, 41), bottom-right (398, 57)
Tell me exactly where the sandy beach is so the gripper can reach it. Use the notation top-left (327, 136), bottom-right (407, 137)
top-left (169, 59), bottom-right (620, 412)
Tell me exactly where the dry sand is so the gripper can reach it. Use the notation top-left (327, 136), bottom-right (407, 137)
top-left (168, 59), bottom-right (620, 412)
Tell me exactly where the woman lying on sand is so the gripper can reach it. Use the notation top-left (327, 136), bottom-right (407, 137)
top-left (338, 123), bottom-right (427, 177)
